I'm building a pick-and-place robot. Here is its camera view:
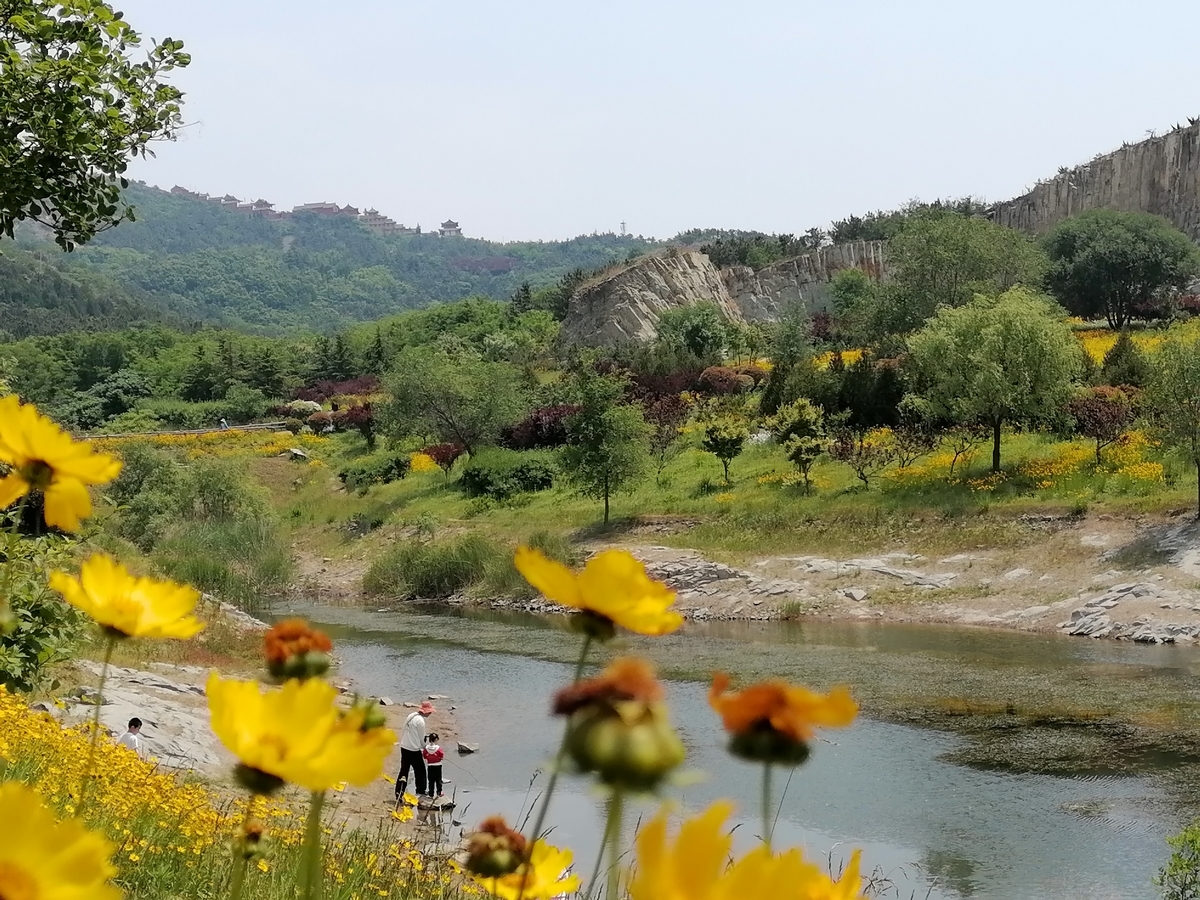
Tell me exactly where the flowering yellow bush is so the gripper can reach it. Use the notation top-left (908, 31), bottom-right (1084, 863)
top-left (813, 348), bottom-right (864, 369)
top-left (1075, 329), bottom-right (1163, 363)
top-left (1117, 461), bottom-right (1165, 483)
top-left (713, 492), bottom-right (735, 503)
top-left (1017, 444), bottom-right (1091, 486)
top-left (409, 452), bottom-right (439, 474)
top-left (95, 430), bottom-right (328, 462)
top-left (0, 687), bottom-right (459, 899)
top-left (1101, 429), bottom-right (1158, 470)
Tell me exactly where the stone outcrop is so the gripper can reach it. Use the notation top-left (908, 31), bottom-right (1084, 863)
top-left (989, 121), bottom-right (1200, 239)
top-left (1058, 581), bottom-right (1200, 643)
top-left (723, 240), bottom-right (887, 322)
top-left (561, 250), bottom-right (744, 346)
top-left (561, 241), bottom-right (886, 346)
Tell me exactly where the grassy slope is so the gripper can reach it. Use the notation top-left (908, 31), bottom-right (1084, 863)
top-left (271, 427), bottom-right (1191, 588)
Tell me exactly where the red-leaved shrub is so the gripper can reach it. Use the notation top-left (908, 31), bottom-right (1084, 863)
top-left (500, 405), bottom-right (582, 450)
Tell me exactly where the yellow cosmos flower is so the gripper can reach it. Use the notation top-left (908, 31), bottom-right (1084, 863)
top-left (206, 673), bottom-right (396, 792)
top-left (514, 547), bottom-right (682, 636)
top-left (468, 841), bottom-right (581, 900)
top-left (49, 554), bottom-right (205, 640)
top-left (0, 781), bottom-right (121, 900)
top-left (0, 396), bottom-right (121, 530)
top-left (629, 802), bottom-right (866, 900)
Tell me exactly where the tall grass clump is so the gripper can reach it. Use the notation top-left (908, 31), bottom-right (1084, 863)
top-left (363, 534), bottom-right (502, 599)
top-left (480, 530), bottom-right (580, 600)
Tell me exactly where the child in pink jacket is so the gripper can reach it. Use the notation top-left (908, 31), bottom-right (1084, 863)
top-left (422, 733), bottom-right (445, 798)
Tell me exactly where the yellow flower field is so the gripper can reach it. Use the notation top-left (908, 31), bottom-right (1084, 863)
top-left (0, 688), bottom-right (463, 899)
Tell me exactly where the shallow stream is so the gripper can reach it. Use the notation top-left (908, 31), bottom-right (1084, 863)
top-left (288, 602), bottom-right (1200, 900)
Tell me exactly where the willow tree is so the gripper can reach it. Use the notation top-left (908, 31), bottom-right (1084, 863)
top-left (906, 288), bottom-right (1082, 473)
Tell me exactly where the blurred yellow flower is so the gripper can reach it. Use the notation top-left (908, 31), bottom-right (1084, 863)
top-left (49, 554), bottom-right (205, 640)
top-left (629, 801), bottom-right (866, 900)
top-left (206, 673), bottom-right (396, 792)
top-left (514, 547), bottom-right (682, 636)
top-left (0, 781), bottom-right (121, 900)
top-left (468, 840), bottom-right (580, 900)
top-left (0, 396), bottom-right (121, 530)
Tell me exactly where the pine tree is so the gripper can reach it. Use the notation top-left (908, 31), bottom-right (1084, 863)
top-left (364, 327), bottom-right (389, 375)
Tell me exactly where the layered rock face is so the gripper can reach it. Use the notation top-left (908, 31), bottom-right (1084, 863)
top-left (989, 122), bottom-right (1200, 238)
top-left (723, 240), bottom-right (887, 322)
top-left (562, 241), bottom-right (887, 345)
top-left (562, 250), bottom-right (744, 346)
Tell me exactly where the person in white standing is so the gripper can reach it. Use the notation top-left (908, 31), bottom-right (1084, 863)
top-left (116, 716), bottom-right (144, 758)
top-left (395, 701), bottom-right (435, 803)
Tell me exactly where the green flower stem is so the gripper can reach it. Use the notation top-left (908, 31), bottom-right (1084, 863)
top-left (517, 634), bottom-right (592, 900)
top-left (606, 790), bottom-right (624, 900)
top-left (585, 792), bottom-right (620, 900)
top-left (301, 790), bottom-right (326, 900)
top-left (228, 804), bottom-right (254, 900)
top-left (762, 762), bottom-right (773, 851)
top-left (79, 634), bottom-right (116, 816)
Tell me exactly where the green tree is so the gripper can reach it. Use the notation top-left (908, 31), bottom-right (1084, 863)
top-left (561, 368), bottom-right (650, 525)
top-left (766, 398), bottom-right (824, 490)
top-left (701, 419), bottom-right (748, 483)
top-left (0, 1), bottom-right (190, 249)
top-left (655, 303), bottom-right (728, 363)
top-left (906, 288), bottom-right (1082, 472)
top-left (384, 349), bottom-right (528, 454)
top-left (363, 327), bottom-right (389, 376)
top-left (864, 211), bottom-right (1047, 337)
top-left (1044, 209), bottom-right (1200, 328)
top-left (760, 301), bottom-right (814, 414)
top-left (1100, 330), bottom-right (1151, 388)
top-left (1148, 331), bottom-right (1200, 517)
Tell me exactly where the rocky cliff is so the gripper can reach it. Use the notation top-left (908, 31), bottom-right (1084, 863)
top-left (562, 241), bottom-right (886, 345)
top-left (723, 241), bottom-right (888, 322)
top-left (989, 121), bottom-right (1200, 238)
top-left (562, 250), bottom-right (744, 346)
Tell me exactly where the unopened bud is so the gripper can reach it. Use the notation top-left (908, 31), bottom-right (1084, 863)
top-left (465, 816), bottom-right (527, 878)
top-left (346, 695), bottom-right (388, 732)
top-left (264, 619), bottom-right (333, 682)
top-left (565, 702), bottom-right (685, 792)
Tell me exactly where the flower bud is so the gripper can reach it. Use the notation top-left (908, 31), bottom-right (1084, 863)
top-left (264, 619), bottom-right (332, 682)
top-left (465, 816), bottom-right (528, 878)
top-left (555, 658), bottom-right (685, 792)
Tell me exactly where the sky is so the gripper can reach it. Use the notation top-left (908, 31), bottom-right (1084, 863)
top-left (118, 0), bottom-right (1200, 242)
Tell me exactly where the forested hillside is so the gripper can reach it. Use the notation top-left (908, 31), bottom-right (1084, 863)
top-left (3, 182), bottom-right (656, 335)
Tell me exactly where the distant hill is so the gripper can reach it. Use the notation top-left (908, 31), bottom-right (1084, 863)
top-left (5, 183), bottom-right (658, 334)
top-left (0, 242), bottom-right (166, 340)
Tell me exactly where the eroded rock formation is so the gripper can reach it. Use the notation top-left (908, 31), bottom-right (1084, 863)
top-left (562, 241), bottom-right (886, 345)
top-left (989, 121), bottom-right (1200, 238)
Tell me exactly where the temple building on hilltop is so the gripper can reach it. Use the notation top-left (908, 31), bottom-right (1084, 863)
top-left (439, 219), bottom-right (463, 237)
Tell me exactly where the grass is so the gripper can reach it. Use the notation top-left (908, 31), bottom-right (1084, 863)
top-left (142, 422), bottom-right (1200, 608)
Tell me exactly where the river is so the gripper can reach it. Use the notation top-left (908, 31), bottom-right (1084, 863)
top-left (287, 601), bottom-right (1200, 900)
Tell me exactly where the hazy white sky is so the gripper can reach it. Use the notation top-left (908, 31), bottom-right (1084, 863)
top-left (119, 1), bottom-right (1200, 242)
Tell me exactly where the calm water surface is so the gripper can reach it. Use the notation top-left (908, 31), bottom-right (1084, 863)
top-left (289, 603), bottom-right (1200, 900)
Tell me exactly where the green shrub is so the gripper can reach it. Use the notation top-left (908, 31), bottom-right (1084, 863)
top-left (1157, 821), bottom-right (1200, 900)
top-left (337, 450), bottom-right (411, 493)
top-left (363, 535), bottom-right (502, 599)
top-left (0, 537), bottom-right (85, 692)
top-left (459, 449), bottom-right (556, 500)
top-left (481, 529), bottom-right (581, 600)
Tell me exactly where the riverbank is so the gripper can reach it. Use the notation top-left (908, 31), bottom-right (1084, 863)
top-left (343, 508), bottom-right (1200, 646)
